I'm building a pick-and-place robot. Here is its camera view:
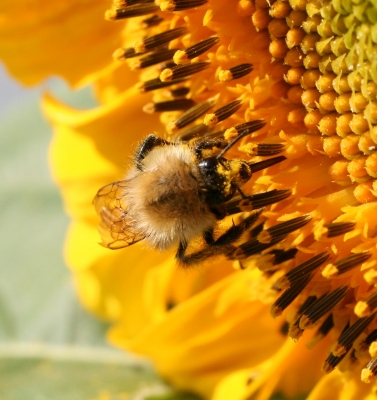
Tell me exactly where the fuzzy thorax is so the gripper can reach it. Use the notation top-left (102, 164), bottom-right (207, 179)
top-left (125, 144), bottom-right (216, 250)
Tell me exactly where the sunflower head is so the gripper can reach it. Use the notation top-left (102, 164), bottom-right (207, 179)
top-left (16, 0), bottom-right (377, 398)
top-left (96, 0), bottom-right (377, 387)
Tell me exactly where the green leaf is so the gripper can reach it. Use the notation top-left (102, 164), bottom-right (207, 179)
top-left (0, 69), bottom-right (109, 345)
top-left (0, 344), bottom-right (200, 400)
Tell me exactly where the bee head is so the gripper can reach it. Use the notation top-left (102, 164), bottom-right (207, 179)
top-left (198, 156), bottom-right (252, 205)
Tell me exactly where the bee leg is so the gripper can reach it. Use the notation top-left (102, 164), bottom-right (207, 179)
top-left (209, 205), bottom-right (227, 220)
top-left (228, 215), bottom-right (312, 260)
top-left (136, 134), bottom-right (172, 169)
top-left (175, 240), bottom-right (212, 267)
top-left (233, 184), bottom-right (251, 200)
top-left (176, 210), bottom-right (262, 267)
top-left (214, 210), bottom-right (262, 246)
top-left (203, 229), bottom-right (215, 245)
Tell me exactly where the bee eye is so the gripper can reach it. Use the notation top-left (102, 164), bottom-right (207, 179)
top-left (199, 156), bottom-right (218, 169)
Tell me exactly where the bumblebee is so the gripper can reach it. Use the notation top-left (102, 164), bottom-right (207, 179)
top-left (93, 120), bottom-right (291, 266)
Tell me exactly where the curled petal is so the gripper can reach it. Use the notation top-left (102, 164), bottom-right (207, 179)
top-left (109, 269), bottom-right (286, 398)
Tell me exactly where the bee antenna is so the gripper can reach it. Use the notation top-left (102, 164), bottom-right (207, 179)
top-left (216, 119), bottom-right (266, 159)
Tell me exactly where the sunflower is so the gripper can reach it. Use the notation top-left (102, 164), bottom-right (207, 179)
top-left (3, 0), bottom-right (377, 398)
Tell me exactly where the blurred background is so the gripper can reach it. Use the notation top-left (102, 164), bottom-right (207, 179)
top-left (0, 65), bottom-right (198, 400)
top-left (0, 63), bottom-right (110, 346)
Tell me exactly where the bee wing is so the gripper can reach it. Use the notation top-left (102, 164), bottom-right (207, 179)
top-left (93, 180), bottom-right (145, 249)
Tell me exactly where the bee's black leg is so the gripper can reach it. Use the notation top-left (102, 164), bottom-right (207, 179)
top-left (175, 210), bottom-right (262, 267)
top-left (233, 184), bottom-right (250, 200)
top-left (176, 239), bottom-right (226, 267)
top-left (136, 134), bottom-right (171, 169)
top-left (203, 229), bottom-right (215, 245)
top-left (214, 210), bottom-right (262, 245)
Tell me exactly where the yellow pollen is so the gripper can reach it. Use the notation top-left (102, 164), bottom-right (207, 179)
top-left (160, 0), bottom-right (176, 12)
top-left (257, 230), bottom-right (273, 244)
top-left (104, 9), bottom-right (117, 20)
top-left (224, 127), bottom-right (238, 140)
top-left (218, 70), bottom-right (234, 82)
top-left (354, 301), bottom-right (371, 318)
top-left (160, 69), bottom-right (173, 82)
top-left (370, 342), bottom-right (377, 358)
top-left (173, 50), bottom-right (190, 65)
top-left (134, 41), bottom-right (146, 53)
top-left (240, 143), bottom-right (261, 156)
top-left (203, 113), bottom-right (218, 127)
top-left (332, 343), bottom-right (347, 357)
top-left (361, 368), bottom-right (375, 384)
top-left (321, 264), bottom-right (338, 279)
top-left (112, 48), bottom-right (127, 61)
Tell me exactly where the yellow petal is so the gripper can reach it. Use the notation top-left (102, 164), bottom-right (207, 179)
top-left (66, 218), bottom-right (172, 327)
top-left (213, 331), bottom-right (330, 400)
top-left (44, 86), bottom-right (161, 221)
top-left (306, 369), bottom-right (375, 400)
top-left (0, 0), bottom-right (124, 86)
top-left (109, 269), bottom-right (285, 398)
